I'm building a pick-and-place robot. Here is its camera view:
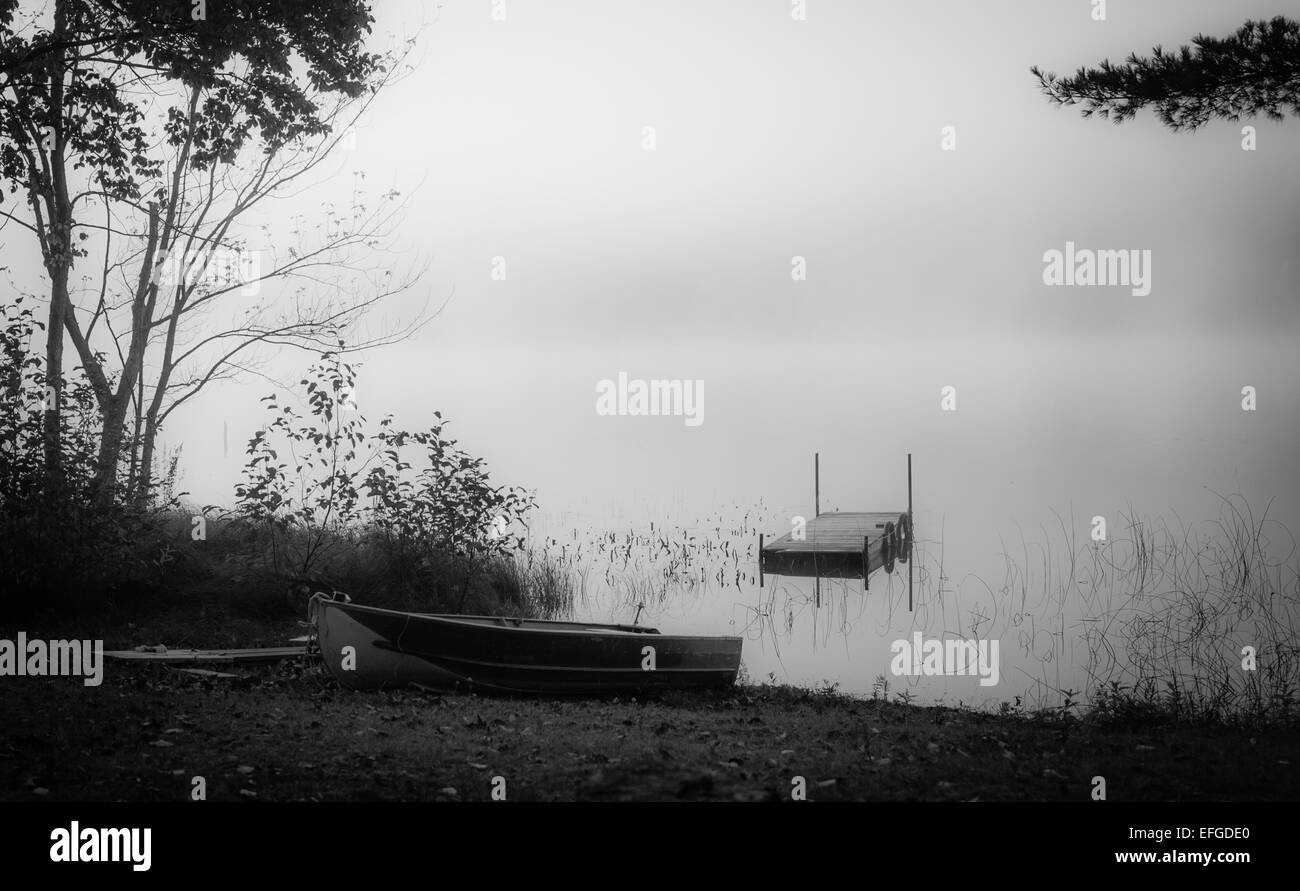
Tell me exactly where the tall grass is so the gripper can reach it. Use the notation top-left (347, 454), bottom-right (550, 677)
top-left (528, 495), bottom-right (1298, 724)
top-left (953, 494), bottom-right (1300, 724)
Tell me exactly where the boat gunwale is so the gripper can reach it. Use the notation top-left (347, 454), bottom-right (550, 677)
top-left (322, 599), bottom-right (743, 642)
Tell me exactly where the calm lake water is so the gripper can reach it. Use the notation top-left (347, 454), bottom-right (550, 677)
top-left (531, 491), bottom-right (1297, 710)
top-left (519, 333), bottom-right (1300, 710)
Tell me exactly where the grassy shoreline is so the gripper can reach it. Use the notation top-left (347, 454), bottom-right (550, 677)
top-left (5, 499), bottom-right (1298, 804)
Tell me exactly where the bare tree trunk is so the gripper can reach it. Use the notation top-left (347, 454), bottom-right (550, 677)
top-left (125, 372), bottom-right (144, 494)
top-left (133, 344), bottom-right (170, 506)
top-left (86, 202), bottom-right (161, 503)
top-left (43, 261), bottom-right (68, 485)
top-left (85, 89), bottom-right (197, 504)
top-left (40, 1), bottom-right (71, 490)
top-left (136, 411), bottom-right (159, 506)
top-left (95, 394), bottom-right (129, 498)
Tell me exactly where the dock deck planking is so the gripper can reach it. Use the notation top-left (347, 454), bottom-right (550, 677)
top-left (760, 511), bottom-right (907, 579)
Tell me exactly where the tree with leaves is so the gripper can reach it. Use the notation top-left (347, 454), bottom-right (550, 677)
top-left (56, 39), bottom-right (427, 506)
top-left (0, 0), bottom-right (382, 490)
top-left (1032, 16), bottom-right (1300, 131)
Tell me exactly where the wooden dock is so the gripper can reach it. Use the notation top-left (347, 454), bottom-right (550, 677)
top-left (757, 452), bottom-right (915, 608)
top-left (760, 512), bottom-right (906, 580)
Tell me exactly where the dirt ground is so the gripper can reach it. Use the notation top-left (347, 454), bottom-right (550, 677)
top-left (2, 654), bottom-right (1296, 802)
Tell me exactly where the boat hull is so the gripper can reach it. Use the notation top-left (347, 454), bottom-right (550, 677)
top-left (312, 599), bottom-right (743, 695)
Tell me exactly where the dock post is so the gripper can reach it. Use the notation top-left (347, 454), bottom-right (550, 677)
top-left (862, 535), bottom-right (869, 591)
top-left (814, 452), bottom-right (820, 517)
top-left (908, 452), bottom-right (913, 612)
top-left (758, 533), bottom-right (764, 588)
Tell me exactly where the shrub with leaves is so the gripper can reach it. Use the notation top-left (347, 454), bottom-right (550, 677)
top-left (234, 349), bottom-right (537, 609)
top-left (0, 300), bottom-right (179, 618)
top-left (234, 349), bottom-right (368, 578)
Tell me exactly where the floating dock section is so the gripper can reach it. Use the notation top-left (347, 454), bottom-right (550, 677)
top-left (758, 453), bottom-right (915, 609)
top-left (760, 511), bottom-right (905, 580)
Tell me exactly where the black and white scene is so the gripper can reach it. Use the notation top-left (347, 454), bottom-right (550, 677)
top-left (1, 0), bottom-right (1298, 863)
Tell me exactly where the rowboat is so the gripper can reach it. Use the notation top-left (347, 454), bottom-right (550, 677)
top-left (310, 597), bottom-right (743, 695)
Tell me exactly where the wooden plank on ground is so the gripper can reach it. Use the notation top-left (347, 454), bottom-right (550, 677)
top-left (103, 646), bottom-right (307, 664)
top-left (173, 668), bottom-right (241, 679)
